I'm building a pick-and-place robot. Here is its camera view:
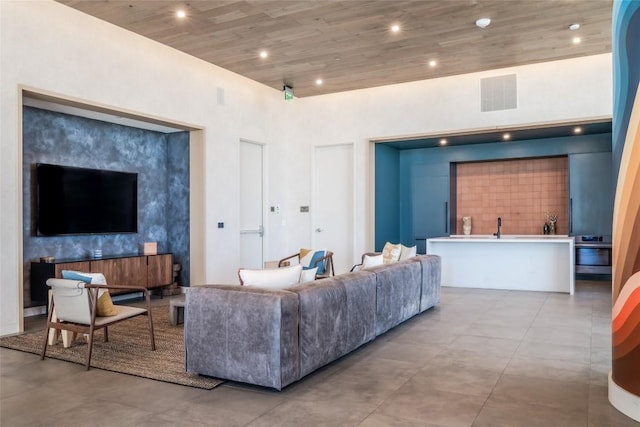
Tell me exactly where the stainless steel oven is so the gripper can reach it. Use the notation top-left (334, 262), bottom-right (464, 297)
top-left (574, 235), bottom-right (612, 275)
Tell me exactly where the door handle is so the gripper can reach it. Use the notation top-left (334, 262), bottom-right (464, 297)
top-left (240, 225), bottom-right (264, 237)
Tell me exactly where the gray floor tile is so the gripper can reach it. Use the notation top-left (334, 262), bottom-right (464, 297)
top-left (503, 356), bottom-right (591, 384)
top-left (2, 283), bottom-right (635, 427)
top-left (472, 400), bottom-right (588, 427)
top-left (375, 385), bottom-right (487, 427)
top-left (488, 374), bottom-right (590, 413)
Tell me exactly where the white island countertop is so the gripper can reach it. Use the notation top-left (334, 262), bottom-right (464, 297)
top-left (427, 235), bottom-right (575, 294)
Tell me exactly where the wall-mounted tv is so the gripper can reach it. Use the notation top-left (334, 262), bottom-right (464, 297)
top-left (36, 163), bottom-right (138, 236)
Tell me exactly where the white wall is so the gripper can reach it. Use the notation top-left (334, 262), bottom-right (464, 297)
top-left (0, 0), bottom-right (612, 335)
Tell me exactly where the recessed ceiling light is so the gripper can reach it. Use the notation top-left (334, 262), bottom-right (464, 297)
top-left (569, 23), bottom-right (581, 31)
top-left (391, 24), bottom-right (400, 33)
top-left (176, 10), bottom-right (186, 19)
top-left (259, 50), bottom-right (268, 59)
top-left (573, 126), bottom-right (583, 134)
top-left (428, 60), bottom-right (437, 67)
top-left (439, 139), bottom-right (448, 146)
top-left (315, 79), bottom-right (323, 85)
top-left (572, 36), bottom-right (582, 44)
top-left (502, 133), bottom-right (511, 141)
top-left (476, 18), bottom-right (491, 29)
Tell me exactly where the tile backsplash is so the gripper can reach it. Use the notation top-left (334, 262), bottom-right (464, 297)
top-left (455, 157), bottom-right (568, 235)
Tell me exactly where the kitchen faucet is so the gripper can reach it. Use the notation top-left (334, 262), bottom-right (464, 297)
top-left (494, 217), bottom-right (502, 239)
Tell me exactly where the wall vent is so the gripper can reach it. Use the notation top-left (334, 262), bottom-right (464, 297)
top-left (216, 87), bottom-right (225, 106)
top-left (480, 74), bottom-right (517, 112)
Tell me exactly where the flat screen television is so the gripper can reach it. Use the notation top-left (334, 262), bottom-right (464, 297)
top-left (36, 163), bottom-right (138, 236)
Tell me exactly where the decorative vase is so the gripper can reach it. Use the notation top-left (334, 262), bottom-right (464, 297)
top-left (462, 216), bottom-right (472, 235)
top-left (548, 220), bottom-right (556, 235)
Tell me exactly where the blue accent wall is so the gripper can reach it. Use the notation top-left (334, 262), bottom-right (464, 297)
top-left (22, 107), bottom-right (190, 305)
top-left (376, 133), bottom-right (612, 247)
top-left (375, 144), bottom-right (400, 250)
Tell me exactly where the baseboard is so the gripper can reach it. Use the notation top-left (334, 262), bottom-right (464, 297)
top-left (609, 371), bottom-right (640, 422)
top-left (24, 306), bottom-right (46, 317)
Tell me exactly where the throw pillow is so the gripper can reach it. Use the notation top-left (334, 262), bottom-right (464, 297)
top-left (61, 270), bottom-right (117, 316)
top-left (382, 242), bottom-right (402, 264)
top-left (299, 248), bottom-right (327, 275)
top-left (299, 267), bottom-right (318, 283)
top-left (239, 264), bottom-right (303, 289)
top-left (399, 244), bottom-right (417, 261)
top-left (362, 254), bottom-right (384, 269)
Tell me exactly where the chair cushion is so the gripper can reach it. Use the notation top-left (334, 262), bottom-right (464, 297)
top-left (239, 265), bottom-right (303, 289)
top-left (61, 270), bottom-right (117, 316)
top-left (300, 248), bottom-right (327, 275)
top-left (382, 242), bottom-right (402, 263)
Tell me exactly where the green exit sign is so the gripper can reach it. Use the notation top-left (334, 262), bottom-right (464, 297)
top-left (283, 85), bottom-right (294, 101)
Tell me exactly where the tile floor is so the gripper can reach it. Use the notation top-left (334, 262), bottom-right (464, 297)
top-left (2, 281), bottom-right (638, 426)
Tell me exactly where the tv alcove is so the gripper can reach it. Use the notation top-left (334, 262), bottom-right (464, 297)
top-left (30, 253), bottom-right (173, 306)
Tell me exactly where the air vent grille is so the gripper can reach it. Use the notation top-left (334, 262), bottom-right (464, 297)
top-left (480, 74), bottom-right (517, 112)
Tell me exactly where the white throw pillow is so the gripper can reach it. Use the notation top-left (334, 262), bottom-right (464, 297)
top-left (399, 244), bottom-right (417, 261)
top-left (239, 264), bottom-right (303, 289)
top-left (382, 242), bottom-right (402, 263)
top-left (362, 254), bottom-right (384, 269)
top-left (299, 267), bottom-right (318, 283)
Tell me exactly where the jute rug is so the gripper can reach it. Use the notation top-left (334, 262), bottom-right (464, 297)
top-left (0, 305), bottom-right (224, 390)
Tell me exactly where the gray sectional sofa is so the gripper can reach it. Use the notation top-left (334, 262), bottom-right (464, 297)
top-left (184, 254), bottom-right (441, 390)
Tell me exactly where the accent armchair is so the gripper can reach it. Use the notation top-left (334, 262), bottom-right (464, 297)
top-left (41, 278), bottom-right (155, 370)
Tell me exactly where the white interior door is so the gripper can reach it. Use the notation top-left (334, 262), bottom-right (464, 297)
top-left (239, 140), bottom-right (264, 269)
top-left (313, 144), bottom-right (354, 275)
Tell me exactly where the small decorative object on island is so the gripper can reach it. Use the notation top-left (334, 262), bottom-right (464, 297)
top-left (462, 216), bottom-right (472, 235)
top-left (546, 212), bottom-right (558, 235)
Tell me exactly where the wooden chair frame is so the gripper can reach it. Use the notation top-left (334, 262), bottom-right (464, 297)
top-left (41, 282), bottom-right (155, 370)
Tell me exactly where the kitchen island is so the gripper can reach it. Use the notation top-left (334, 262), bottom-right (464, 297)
top-left (426, 235), bottom-right (575, 294)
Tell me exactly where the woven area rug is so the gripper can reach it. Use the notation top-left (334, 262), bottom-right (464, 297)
top-left (0, 305), bottom-right (224, 390)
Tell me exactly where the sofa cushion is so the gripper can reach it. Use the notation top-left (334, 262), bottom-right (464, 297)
top-left (414, 255), bottom-right (442, 312)
top-left (368, 260), bottom-right (422, 335)
top-left (290, 280), bottom-right (348, 378)
top-left (185, 285), bottom-right (300, 390)
top-left (238, 264), bottom-right (302, 288)
top-left (339, 271), bottom-right (378, 352)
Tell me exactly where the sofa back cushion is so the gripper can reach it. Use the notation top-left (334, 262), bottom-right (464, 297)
top-left (414, 255), bottom-right (441, 312)
top-left (368, 260), bottom-right (422, 336)
top-left (185, 285), bottom-right (300, 390)
top-left (290, 280), bottom-right (349, 377)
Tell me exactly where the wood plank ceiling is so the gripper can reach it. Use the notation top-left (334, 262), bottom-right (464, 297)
top-left (57, 0), bottom-right (612, 98)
